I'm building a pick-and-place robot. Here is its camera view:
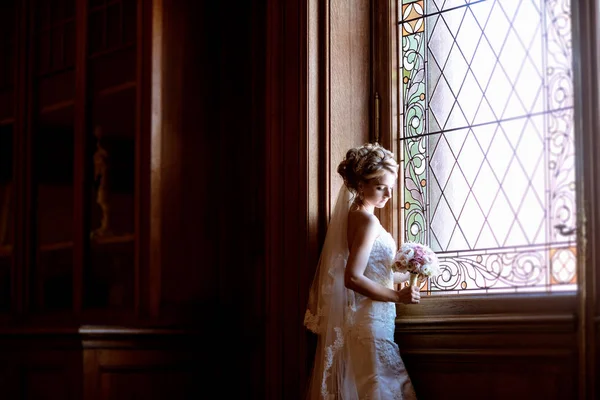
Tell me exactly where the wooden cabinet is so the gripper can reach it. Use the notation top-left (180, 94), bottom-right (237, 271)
top-left (33, 0), bottom-right (77, 314)
top-left (1, 0), bottom-right (144, 320)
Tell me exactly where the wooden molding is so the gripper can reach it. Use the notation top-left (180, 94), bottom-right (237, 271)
top-left (79, 326), bottom-right (196, 336)
top-left (396, 312), bottom-right (576, 334)
top-left (139, 0), bottom-right (159, 320)
top-left (372, 0), bottom-right (397, 234)
top-left (401, 348), bottom-right (574, 358)
top-left (396, 292), bottom-right (578, 318)
top-left (0, 325), bottom-right (199, 338)
top-left (147, 0), bottom-right (162, 320)
top-left (573, 0), bottom-right (600, 398)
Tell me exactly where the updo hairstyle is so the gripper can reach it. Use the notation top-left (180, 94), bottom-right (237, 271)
top-left (337, 143), bottom-right (399, 194)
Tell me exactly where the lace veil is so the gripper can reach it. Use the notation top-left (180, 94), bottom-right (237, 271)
top-left (304, 184), bottom-right (359, 399)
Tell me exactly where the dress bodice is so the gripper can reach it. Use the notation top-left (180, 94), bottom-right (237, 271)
top-left (352, 225), bottom-right (397, 329)
top-left (363, 225), bottom-right (396, 289)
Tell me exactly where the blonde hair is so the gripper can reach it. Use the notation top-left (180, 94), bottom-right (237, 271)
top-left (337, 143), bottom-right (398, 194)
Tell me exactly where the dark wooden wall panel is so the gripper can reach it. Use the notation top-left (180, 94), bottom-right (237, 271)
top-left (406, 353), bottom-right (576, 400)
top-left (0, 343), bottom-right (82, 400)
top-left (25, 369), bottom-right (72, 400)
top-left (156, 0), bottom-right (217, 310)
top-left (86, 347), bottom-right (202, 400)
top-left (153, 0), bottom-right (266, 397)
top-left (98, 370), bottom-right (198, 400)
top-left (393, 311), bottom-right (579, 399)
top-left (265, 0), bottom-right (313, 396)
top-left (0, 365), bottom-right (18, 399)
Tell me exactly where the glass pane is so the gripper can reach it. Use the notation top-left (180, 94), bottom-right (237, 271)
top-left (106, 3), bottom-right (121, 48)
top-left (36, 120), bottom-right (75, 310)
top-left (89, 0), bottom-right (137, 56)
top-left (400, 0), bottom-right (577, 294)
top-left (0, 125), bottom-right (13, 311)
top-left (0, 256), bottom-right (10, 311)
top-left (88, 9), bottom-right (105, 54)
top-left (85, 118), bottom-right (135, 309)
top-left (85, 2), bottom-right (136, 309)
top-left (0, 0), bottom-right (15, 312)
top-left (122, 0), bottom-right (137, 44)
top-left (33, 0), bottom-right (76, 311)
top-left (0, 1), bottom-right (15, 122)
top-left (90, 0), bottom-right (106, 9)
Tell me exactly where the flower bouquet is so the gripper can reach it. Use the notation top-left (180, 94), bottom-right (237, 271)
top-left (393, 242), bottom-right (440, 286)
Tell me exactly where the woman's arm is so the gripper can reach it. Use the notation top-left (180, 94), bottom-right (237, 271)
top-left (344, 213), bottom-right (419, 304)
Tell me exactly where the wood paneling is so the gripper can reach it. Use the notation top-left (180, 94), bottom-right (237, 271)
top-left (0, 328), bottom-right (207, 400)
top-left (329, 0), bottom-right (371, 203)
top-left (265, 0), bottom-right (373, 396)
top-left (85, 342), bottom-right (202, 400)
top-left (574, 0), bottom-right (600, 398)
top-left (405, 351), bottom-right (576, 400)
top-left (0, 337), bottom-right (82, 400)
top-left (395, 308), bottom-right (578, 399)
top-left (151, 0), bottom-right (266, 397)
top-left (97, 370), bottom-right (197, 400)
top-left (265, 0), bottom-right (308, 396)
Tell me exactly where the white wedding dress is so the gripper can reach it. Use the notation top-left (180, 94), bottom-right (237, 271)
top-left (345, 224), bottom-right (417, 399)
top-left (304, 184), bottom-right (417, 399)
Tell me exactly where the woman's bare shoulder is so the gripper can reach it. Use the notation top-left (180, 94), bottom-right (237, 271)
top-left (348, 210), bottom-right (379, 230)
top-left (347, 211), bottom-right (380, 250)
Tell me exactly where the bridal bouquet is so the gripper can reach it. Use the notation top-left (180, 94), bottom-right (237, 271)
top-left (393, 242), bottom-right (440, 286)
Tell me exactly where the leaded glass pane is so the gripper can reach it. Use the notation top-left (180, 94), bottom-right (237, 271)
top-left (399, 0), bottom-right (577, 293)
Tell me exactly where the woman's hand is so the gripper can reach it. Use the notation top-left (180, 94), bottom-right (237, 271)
top-left (396, 285), bottom-right (421, 304)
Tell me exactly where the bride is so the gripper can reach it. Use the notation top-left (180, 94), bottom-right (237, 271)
top-left (304, 143), bottom-right (420, 399)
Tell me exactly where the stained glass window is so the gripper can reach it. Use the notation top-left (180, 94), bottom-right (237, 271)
top-left (398, 0), bottom-right (577, 294)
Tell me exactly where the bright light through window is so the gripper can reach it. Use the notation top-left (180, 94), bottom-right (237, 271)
top-left (398, 0), bottom-right (577, 294)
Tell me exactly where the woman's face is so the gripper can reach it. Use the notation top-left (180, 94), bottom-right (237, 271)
top-left (359, 170), bottom-right (396, 209)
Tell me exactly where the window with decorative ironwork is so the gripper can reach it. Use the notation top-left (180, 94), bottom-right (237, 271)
top-left (398, 0), bottom-right (577, 294)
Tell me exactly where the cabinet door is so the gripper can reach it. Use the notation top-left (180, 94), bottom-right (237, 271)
top-left (0, 0), bottom-right (16, 313)
top-left (32, 0), bottom-right (77, 312)
top-left (26, 0), bottom-right (140, 315)
top-left (85, 0), bottom-right (137, 310)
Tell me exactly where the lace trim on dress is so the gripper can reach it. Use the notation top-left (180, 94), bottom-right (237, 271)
top-left (321, 326), bottom-right (344, 400)
top-left (375, 338), bottom-right (403, 375)
top-left (304, 308), bottom-right (320, 334)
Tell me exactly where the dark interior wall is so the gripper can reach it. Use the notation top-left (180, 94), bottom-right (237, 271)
top-left (157, 0), bottom-right (266, 395)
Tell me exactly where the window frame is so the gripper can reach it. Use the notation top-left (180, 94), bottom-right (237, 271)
top-left (372, 0), bottom-right (589, 320)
